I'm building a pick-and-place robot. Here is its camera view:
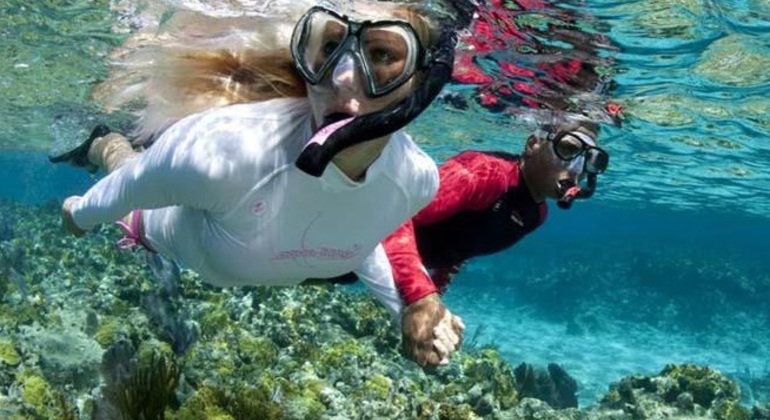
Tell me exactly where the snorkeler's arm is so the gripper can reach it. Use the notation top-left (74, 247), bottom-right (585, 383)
top-left (383, 220), bottom-right (438, 305)
top-left (69, 118), bottom-right (240, 230)
top-left (354, 245), bottom-right (406, 322)
top-left (413, 151), bottom-right (512, 225)
top-left (384, 220), bottom-right (462, 366)
top-left (386, 152), bottom-right (513, 304)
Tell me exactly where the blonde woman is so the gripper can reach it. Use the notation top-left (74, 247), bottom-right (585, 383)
top-left (52, 0), bottom-right (472, 366)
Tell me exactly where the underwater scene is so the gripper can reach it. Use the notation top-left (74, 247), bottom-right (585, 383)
top-left (1, 0), bottom-right (769, 419)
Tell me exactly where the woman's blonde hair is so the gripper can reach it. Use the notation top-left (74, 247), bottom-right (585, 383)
top-left (96, 1), bottom-right (444, 143)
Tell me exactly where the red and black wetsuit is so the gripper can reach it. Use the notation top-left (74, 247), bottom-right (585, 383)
top-left (384, 150), bottom-right (548, 306)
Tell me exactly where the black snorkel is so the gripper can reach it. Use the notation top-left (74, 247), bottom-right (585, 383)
top-left (295, 0), bottom-right (474, 177)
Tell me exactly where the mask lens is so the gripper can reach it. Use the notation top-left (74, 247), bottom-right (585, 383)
top-left (554, 133), bottom-right (584, 160)
top-left (585, 148), bottom-right (609, 174)
top-left (361, 25), bottom-right (416, 94)
top-left (291, 7), bottom-right (422, 97)
top-left (295, 11), bottom-right (349, 82)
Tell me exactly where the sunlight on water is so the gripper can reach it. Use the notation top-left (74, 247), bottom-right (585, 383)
top-left (1, 0), bottom-right (768, 216)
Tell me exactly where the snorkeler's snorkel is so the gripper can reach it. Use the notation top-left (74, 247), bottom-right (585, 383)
top-left (295, 0), bottom-right (475, 177)
top-left (556, 173), bottom-right (597, 210)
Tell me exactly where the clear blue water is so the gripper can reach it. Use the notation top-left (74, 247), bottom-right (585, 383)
top-left (1, 0), bottom-right (769, 414)
top-left (443, 202), bottom-right (770, 405)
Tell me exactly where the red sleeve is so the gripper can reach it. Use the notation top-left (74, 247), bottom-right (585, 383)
top-left (384, 151), bottom-right (516, 305)
top-left (382, 220), bottom-right (438, 305)
top-left (413, 151), bottom-right (513, 225)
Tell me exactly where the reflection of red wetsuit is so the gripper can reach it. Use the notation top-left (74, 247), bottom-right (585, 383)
top-left (384, 151), bottom-right (548, 305)
top-left (453, 0), bottom-right (606, 111)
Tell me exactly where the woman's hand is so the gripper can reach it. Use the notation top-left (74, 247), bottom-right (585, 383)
top-left (61, 196), bottom-right (87, 237)
top-left (401, 293), bottom-right (464, 367)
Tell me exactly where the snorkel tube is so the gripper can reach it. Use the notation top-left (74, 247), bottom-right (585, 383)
top-left (295, 0), bottom-right (474, 177)
top-left (556, 174), bottom-right (597, 210)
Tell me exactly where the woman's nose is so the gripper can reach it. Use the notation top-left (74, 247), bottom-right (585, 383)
top-left (331, 54), bottom-right (361, 93)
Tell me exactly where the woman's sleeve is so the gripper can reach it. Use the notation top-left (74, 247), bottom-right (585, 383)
top-left (354, 244), bottom-right (406, 324)
top-left (71, 120), bottom-right (237, 230)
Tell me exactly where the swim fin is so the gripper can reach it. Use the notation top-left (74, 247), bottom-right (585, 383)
top-left (49, 124), bottom-right (111, 173)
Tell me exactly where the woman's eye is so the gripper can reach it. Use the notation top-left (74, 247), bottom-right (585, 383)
top-left (322, 41), bottom-right (339, 56)
top-left (369, 48), bottom-right (395, 64)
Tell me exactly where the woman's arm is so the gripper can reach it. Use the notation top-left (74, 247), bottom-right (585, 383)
top-left (354, 245), bottom-right (406, 323)
top-left (70, 118), bottom-right (242, 230)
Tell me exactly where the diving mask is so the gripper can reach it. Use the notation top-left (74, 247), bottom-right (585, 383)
top-left (290, 6), bottom-right (425, 98)
top-left (548, 130), bottom-right (609, 175)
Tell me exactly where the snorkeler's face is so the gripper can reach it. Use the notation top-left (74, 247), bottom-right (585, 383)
top-left (298, 5), bottom-right (423, 129)
top-left (526, 135), bottom-right (587, 200)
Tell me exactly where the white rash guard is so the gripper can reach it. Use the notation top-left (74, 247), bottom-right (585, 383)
top-left (70, 98), bottom-right (437, 316)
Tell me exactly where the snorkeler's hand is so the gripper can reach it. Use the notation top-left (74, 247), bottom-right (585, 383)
top-left (433, 310), bottom-right (465, 361)
top-left (402, 293), bottom-right (464, 367)
top-left (61, 196), bottom-right (86, 237)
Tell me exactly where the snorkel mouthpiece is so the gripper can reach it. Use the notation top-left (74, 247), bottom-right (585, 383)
top-left (556, 174), bottom-right (598, 210)
top-left (304, 116), bottom-right (357, 149)
top-left (556, 179), bottom-right (581, 210)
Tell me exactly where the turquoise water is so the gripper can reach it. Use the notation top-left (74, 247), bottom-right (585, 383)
top-left (1, 0), bottom-right (769, 418)
top-left (444, 203), bottom-right (770, 405)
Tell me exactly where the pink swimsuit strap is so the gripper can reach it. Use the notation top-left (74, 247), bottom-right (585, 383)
top-left (115, 209), bottom-right (155, 252)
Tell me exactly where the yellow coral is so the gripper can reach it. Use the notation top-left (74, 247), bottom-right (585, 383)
top-left (176, 387), bottom-right (234, 420)
top-left (200, 305), bottom-right (232, 337)
top-left (93, 318), bottom-right (125, 348)
top-left (236, 332), bottom-right (278, 368)
top-left (21, 374), bottom-right (52, 411)
top-left (0, 340), bottom-right (21, 366)
top-left (713, 399), bottom-right (751, 420)
top-left (360, 374), bottom-right (392, 400)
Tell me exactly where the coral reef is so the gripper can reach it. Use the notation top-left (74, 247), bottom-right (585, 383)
top-left (0, 200), bottom-right (766, 419)
top-left (99, 344), bottom-right (181, 420)
top-left (514, 362), bottom-right (578, 409)
top-left (596, 364), bottom-right (753, 420)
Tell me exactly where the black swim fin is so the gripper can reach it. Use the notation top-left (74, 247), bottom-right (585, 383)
top-left (49, 124), bottom-right (111, 173)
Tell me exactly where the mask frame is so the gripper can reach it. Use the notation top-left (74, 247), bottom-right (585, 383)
top-left (547, 129), bottom-right (609, 175)
top-left (290, 6), bottom-right (425, 98)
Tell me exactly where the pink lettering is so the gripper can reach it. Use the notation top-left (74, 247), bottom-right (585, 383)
top-left (270, 243), bottom-right (362, 262)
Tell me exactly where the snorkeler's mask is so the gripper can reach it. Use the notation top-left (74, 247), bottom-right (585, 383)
top-left (291, 6), bottom-right (425, 98)
top-left (545, 129), bottom-right (610, 209)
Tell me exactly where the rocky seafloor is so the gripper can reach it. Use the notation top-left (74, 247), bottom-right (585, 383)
top-left (0, 200), bottom-right (768, 420)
